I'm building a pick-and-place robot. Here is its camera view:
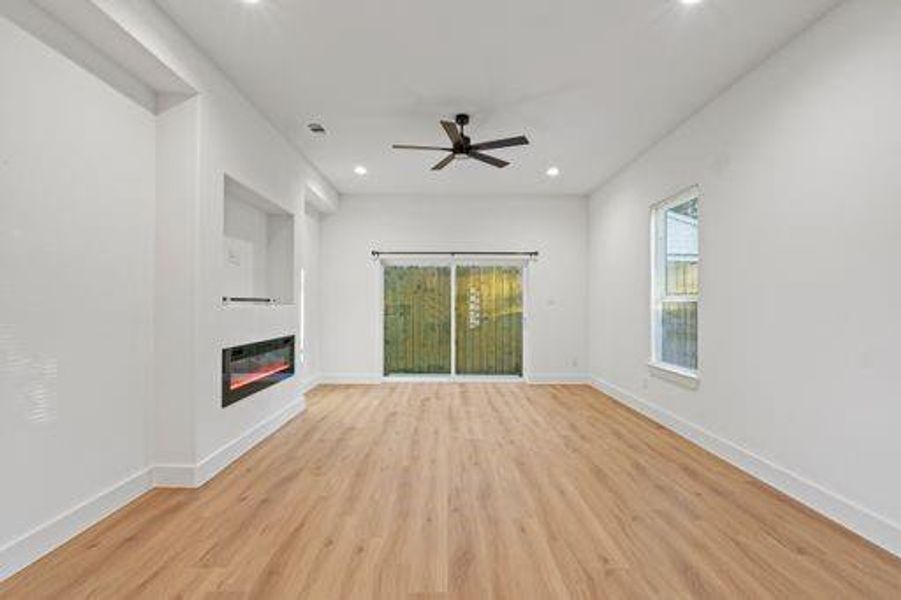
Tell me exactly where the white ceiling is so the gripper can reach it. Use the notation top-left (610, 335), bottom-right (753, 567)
top-left (153, 0), bottom-right (840, 196)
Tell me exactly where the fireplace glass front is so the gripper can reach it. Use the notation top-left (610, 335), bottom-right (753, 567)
top-left (222, 336), bottom-right (295, 407)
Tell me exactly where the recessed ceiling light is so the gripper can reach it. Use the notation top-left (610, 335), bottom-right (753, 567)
top-left (354, 165), bottom-right (368, 176)
top-left (242, 0), bottom-right (262, 4)
top-left (546, 166), bottom-right (560, 178)
top-left (680, 0), bottom-right (703, 5)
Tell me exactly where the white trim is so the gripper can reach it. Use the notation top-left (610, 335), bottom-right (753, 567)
top-left (659, 296), bottom-right (697, 304)
top-left (653, 185), bottom-right (701, 212)
top-left (650, 185), bottom-right (701, 374)
top-left (375, 259), bottom-right (385, 378)
top-left (377, 255), bottom-right (453, 267)
top-left (154, 398), bottom-right (306, 489)
top-left (0, 468), bottom-right (154, 581)
top-left (0, 396), bottom-right (310, 581)
top-left (589, 376), bottom-right (901, 558)
top-left (450, 256), bottom-right (457, 376)
top-left (318, 373), bottom-right (384, 385)
top-left (385, 374), bottom-right (525, 383)
top-left (151, 464), bottom-right (196, 488)
top-left (319, 374), bottom-right (598, 385)
top-left (197, 398), bottom-right (304, 486)
top-left (522, 262), bottom-right (532, 379)
top-left (377, 254), bottom-right (537, 264)
top-left (526, 373), bottom-right (591, 384)
top-left (298, 374), bottom-right (321, 394)
top-left (647, 360), bottom-right (700, 389)
top-left (384, 374), bottom-right (457, 382)
top-left (319, 373), bottom-right (590, 385)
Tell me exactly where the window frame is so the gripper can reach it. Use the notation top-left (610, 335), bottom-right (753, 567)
top-left (376, 255), bottom-right (530, 380)
top-left (649, 185), bottom-right (701, 385)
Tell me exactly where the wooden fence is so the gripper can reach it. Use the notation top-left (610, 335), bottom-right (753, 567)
top-left (383, 266), bottom-right (452, 374)
top-left (383, 265), bottom-right (523, 376)
top-left (455, 266), bottom-right (523, 376)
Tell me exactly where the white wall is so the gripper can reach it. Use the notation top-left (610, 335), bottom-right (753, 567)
top-left (2, 0), bottom-right (338, 577)
top-left (103, 0), bottom-right (338, 464)
top-left (153, 97), bottom-right (199, 468)
top-left (197, 85), bottom-right (309, 462)
top-left (320, 195), bottom-right (588, 380)
top-left (587, 0), bottom-right (901, 554)
top-left (224, 193), bottom-right (271, 299)
top-left (0, 12), bottom-right (155, 562)
top-left (298, 205), bottom-right (322, 386)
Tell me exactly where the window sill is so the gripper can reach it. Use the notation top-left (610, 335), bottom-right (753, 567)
top-left (648, 361), bottom-right (700, 389)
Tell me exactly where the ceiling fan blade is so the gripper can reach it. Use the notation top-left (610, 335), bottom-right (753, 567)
top-left (471, 136), bottom-right (530, 151)
top-left (392, 144), bottom-right (453, 151)
top-left (470, 151), bottom-right (510, 169)
top-left (441, 120), bottom-right (464, 146)
top-left (431, 154), bottom-right (456, 171)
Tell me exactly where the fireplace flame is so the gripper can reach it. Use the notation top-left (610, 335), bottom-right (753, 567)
top-left (229, 362), bottom-right (291, 391)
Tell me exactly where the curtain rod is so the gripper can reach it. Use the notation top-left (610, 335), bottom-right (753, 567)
top-left (371, 250), bottom-right (538, 258)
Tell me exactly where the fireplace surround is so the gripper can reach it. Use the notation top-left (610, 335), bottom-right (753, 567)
top-left (222, 336), bottom-right (295, 407)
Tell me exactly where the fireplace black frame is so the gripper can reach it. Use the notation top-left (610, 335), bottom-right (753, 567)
top-left (222, 335), bottom-right (295, 408)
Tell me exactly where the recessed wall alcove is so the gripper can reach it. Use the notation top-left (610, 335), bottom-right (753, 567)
top-left (222, 175), bottom-right (295, 305)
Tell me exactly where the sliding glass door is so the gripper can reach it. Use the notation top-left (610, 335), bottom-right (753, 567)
top-left (383, 266), bottom-right (452, 374)
top-left (383, 263), bottom-right (524, 376)
top-left (455, 265), bottom-right (523, 376)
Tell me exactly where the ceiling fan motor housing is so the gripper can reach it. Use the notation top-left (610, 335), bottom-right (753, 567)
top-left (455, 114), bottom-right (471, 152)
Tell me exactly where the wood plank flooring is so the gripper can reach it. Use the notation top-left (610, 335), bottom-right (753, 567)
top-left (2, 384), bottom-right (899, 598)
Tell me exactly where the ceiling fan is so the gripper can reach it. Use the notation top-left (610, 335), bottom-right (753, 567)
top-left (392, 114), bottom-right (529, 170)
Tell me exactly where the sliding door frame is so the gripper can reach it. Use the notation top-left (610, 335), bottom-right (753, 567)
top-left (376, 255), bottom-right (531, 381)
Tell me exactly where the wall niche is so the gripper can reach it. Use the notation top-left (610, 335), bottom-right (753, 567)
top-left (222, 175), bottom-right (294, 305)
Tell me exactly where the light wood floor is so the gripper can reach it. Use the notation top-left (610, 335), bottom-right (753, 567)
top-left (2, 384), bottom-right (899, 598)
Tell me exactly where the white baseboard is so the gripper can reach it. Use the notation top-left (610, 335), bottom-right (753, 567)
top-left (151, 463), bottom-right (196, 488)
top-left (320, 373), bottom-right (592, 385)
top-left (0, 397), bottom-right (308, 582)
top-left (589, 376), bottom-right (901, 558)
top-left (298, 374), bottom-right (321, 394)
top-left (526, 372), bottom-right (590, 384)
top-left (386, 375), bottom-right (525, 383)
top-left (154, 397), bottom-right (306, 489)
top-left (0, 467), bottom-right (153, 581)
top-left (318, 373), bottom-right (383, 385)
top-left (195, 398), bottom-right (304, 486)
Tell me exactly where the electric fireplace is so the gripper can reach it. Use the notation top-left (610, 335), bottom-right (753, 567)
top-left (222, 336), bottom-right (295, 407)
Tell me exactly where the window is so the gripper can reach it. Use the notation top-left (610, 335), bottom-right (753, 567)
top-left (651, 187), bottom-right (699, 378)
